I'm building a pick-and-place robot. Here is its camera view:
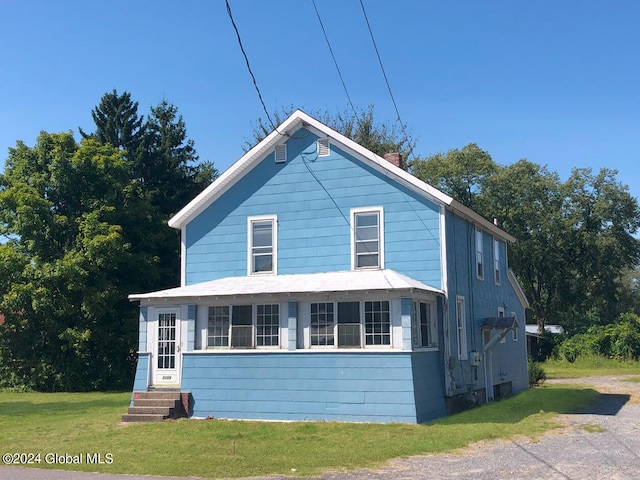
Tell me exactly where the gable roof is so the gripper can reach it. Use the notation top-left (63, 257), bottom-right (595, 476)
top-left (129, 269), bottom-right (443, 301)
top-left (168, 110), bottom-right (515, 243)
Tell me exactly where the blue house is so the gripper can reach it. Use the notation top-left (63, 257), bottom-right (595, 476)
top-left (128, 110), bottom-right (529, 423)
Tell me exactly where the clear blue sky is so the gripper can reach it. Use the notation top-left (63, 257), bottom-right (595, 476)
top-left (1, 0), bottom-right (639, 202)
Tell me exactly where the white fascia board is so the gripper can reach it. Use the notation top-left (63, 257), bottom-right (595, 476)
top-left (507, 268), bottom-right (530, 309)
top-left (168, 112), bottom-right (306, 229)
top-left (168, 109), bottom-right (516, 244)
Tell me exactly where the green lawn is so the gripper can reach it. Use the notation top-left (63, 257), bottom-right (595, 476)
top-left (0, 385), bottom-right (598, 479)
top-left (542, 356), bottom-right (640, 378)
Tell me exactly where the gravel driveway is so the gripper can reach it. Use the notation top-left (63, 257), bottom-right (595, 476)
top-left (2, 375), bottom-right (639, 480)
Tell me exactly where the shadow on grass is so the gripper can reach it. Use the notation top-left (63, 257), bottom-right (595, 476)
top-left (573, 393), bottom-right (630, 416)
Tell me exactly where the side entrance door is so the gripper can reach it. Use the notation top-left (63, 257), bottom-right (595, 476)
top-left (152, 308), bottom-right (181, 387)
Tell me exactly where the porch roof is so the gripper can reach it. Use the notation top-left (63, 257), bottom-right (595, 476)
top-left (128, 269), bottom-right (443, 302)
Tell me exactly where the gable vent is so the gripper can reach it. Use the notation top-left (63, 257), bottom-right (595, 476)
top-left (317, 138), bottom-right (330, 156)
top-left (275, 144), bottom-right (286, 164)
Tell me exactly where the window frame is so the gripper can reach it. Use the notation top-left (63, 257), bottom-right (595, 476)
top-left (207, 304), bottom-right (281, 349)
top-left (308, 299), bottom-right (392, 349)
top-left (350, 207), bottom-right (384, 270)
top-left (247, 215), bottom-right (277, 275)
top-left (411, 301), bottom-right (438, 349)
top-left (456, 296), bottom-right (468, 360)
top-left (476, 228), bottom-right (484, 280)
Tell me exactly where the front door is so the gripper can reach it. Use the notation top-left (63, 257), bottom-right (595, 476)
top-left (152, 308), bottom-right (181, 386)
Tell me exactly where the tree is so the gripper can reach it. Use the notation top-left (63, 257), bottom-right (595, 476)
top-left (0, 133), bottom-right (144, 390)
top-left (79, 89), bottom-right (145, 159)
top-left (411, 148), bottom-right (640, 335)
top-left (409, 143), bottom-right (498, 211)
top-left (245, 105), bottom-right (415, 168)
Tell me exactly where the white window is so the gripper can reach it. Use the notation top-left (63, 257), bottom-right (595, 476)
top-left (476, 229), bottom-right (484, 280)
top-left (207, 304), bottom-right (280, 349)
top-left (456, 296), bottom-right (468, 360)
top-left (351, 207), bottom-right (384, 270)
top-left (412, 301), bottom-right (437, 348)
top-left (309, 300), bottom-right (391, 348)
top-left (494, 238), bottom-right (501, 285)
top-left (248, 215), bottom-right (277, 275)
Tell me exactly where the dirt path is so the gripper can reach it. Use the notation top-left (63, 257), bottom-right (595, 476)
top-left (2, 376), bottom-right (639, 480)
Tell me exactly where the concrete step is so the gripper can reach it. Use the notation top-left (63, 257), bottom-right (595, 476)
top-left (134, 391), bottom-right (181, 400)
top-left (132, 398), bottom-right (179, 407)
top-left (128, 406), bottom-right (177, 416)
top-left (121, 413), bottom-right (167, 423)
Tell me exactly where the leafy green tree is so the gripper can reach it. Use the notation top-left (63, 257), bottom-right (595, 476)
top-left (411, 147), bottom-right (640, 335)
top-left (245, 105), bottom-right (415, 168)
top-left (409, 143), bottom-right (498, 210)
top-left (0, 133), bottom-right (144, 390)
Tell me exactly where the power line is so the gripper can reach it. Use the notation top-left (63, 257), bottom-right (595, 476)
top-left (311, 0), bottom-right (359, 120)
top-left (359, 0), bottom-right (415, 160)
top-left (225, 0), bottom-right (282, 134)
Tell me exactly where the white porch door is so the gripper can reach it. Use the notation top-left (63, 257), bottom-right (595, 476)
top-left (152, 308), bottom-right (181, 387)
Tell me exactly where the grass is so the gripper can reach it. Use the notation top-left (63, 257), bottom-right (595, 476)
top-left (542, 356), bottom-right (640, 378)
top-left (0, 385), bottom-right (598, 479)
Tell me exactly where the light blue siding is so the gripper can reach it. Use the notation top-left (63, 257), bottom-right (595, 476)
top-left (185, 128), bottom-right (442, 288)
top-left (131, 352), bottom-right (150, 402)
top-left (445, 212), bottom-right (528, 396)
top-left (181, 352), bottom-right (447, 423)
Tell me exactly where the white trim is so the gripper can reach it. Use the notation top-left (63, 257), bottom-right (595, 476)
top-left (180, 226), bottom-right (187, 287)
top-left (247, 215), bottom-right (278, 276)
top-left (350, 206), bottom-right (384, 270)
top-left (166, 110), bottom-right (516, 244)
top-left (439, 205), bottom-right (448, 295)
top-left (507, 268), bottom-right (530, 309)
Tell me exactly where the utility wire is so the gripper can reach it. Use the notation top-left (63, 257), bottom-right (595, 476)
top-left (311, 0), bottom-right (359, 120)
top-left (359, 0), bottom-right (415, 160)
top-left (226, 0), bottom-right (282, 134)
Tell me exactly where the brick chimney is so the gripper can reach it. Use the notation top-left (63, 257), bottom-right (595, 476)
top-left (383, 152), bottom-right (404, 169)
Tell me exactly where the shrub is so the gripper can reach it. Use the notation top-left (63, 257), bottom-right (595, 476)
top-left (557, 312), bottom-right (640, 362)
top-left (528, 357), bottom-right (546, 386)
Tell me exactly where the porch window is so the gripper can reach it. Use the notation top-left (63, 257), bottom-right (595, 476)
top-left (351, 207), bottom-right (384, 269)
top-left (248, 215), bottom-right (277, 275)
top-left (256, 304), bottom-right (280, 347)
top-left (207, 304), bottom-right (280, 349)
top-left (311, 302), bottom-right (334, 346)
top-left (230, 305), bottom-right (253, 348)
top-left (364, 301), bottom-right (390, 346)
top-left (337, 302), bottom-right (361, 347)
top-left (310, 300), bottom-right (391, 348)
top-left (412, 301), bottom-right (437, 348)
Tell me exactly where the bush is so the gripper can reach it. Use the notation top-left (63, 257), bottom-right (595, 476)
top-left (528, 358), bottom-right (546, 386)
top-left (557, 312), bottom-right (640, 362)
